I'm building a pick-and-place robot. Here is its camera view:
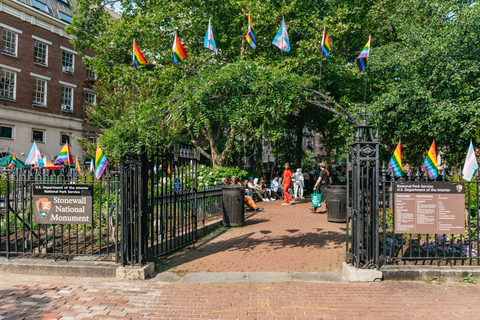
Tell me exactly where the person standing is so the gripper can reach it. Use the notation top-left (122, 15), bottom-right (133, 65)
top-left (282, 163), bottom-right (294, 205)
top-left (293, 168), bottom-right (304, 199)
top-left (311, 163), bottom-right (329, 213)
top-left (303, 169), bottom-right (311, 193)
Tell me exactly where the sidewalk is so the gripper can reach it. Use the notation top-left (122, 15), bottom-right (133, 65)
top-left (1, 274), bottom-right (480, 319)
top-left (163, 198), bottom-right (344, 273)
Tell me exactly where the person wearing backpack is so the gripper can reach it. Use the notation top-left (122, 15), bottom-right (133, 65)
top-left (310, 163), bottom-right (329, 213)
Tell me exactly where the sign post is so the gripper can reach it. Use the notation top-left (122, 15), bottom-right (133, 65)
top-left (394, 182), bottom-right (465, 234)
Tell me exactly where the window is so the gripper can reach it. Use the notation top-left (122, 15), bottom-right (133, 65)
top-left (0, 69), bottom-right (16, 100)
top-left (32, 130), bottom-right (44, 142)
top-left (31, 0), bottom-right (49, 13)
top-left (1, 30), bottom-right (17, 56)
top-left (34, 41), bottom-right (48, 66)
top-left (0, 126), bottom-right (13, 139)
top-left (33, 78), bottom-right (46, 106)
top-left (59, 12), bottom-right (72, 23)
top-left (85, 92), bottom-right (96, 105)
top-left (61, 86), bottom-right (73, 111)
top-left (86, 64), bottom-right (95, 79)
top-left (61, 133), bottom-right (70, 145)
top-left (62, 51), bottom-right (74, 73)
top-left (89, 136), bottom-right (97, 144)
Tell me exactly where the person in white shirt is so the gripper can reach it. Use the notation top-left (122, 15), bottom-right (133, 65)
top-left (293, 168), bottom-right (305, 199)
top-left (248, 177), bottom-right (269, 202)
top-left (270, 176), bottom-right (283, 197)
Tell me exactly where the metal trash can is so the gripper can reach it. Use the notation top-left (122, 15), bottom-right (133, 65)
top-left (222, 185), bottom-right (246, 227)
top-left (327, 185), bottom-right (347, 223)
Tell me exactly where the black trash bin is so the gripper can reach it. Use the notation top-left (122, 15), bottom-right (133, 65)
top-left (222, 185), bottom-right (246, 227)
top-left (327, 185), bottom-right (347, 223)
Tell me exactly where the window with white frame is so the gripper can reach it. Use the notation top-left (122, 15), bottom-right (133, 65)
top-left (62, 51), bottom-right (74, 73)
top-left (85, 91), bottom-right (96, 105)
top-left (34, 41), bottom-right (48, 66)
top-left (61, 86), bottom-right (73, 111)
top-left (0, 126), bottom-right (13, 139)
top-left (1, 30), bottom-right (17, 56)
top-left (86, 64), bottom-right (96, 79)
top-left (33, 78), bottom-right (46, 106)
top-left (0, 69), bottom-right (16, 100)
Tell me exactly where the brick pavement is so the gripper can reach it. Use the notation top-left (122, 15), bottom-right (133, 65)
top-left (163, 198), bottom-right (344, 273)
top-left (2, 274), bottom-right (480, 319)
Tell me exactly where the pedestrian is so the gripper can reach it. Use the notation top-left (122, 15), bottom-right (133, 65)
top-left (303, 169), bottom-right (311, 193)
top-left (311, 163), bottom-right (329, 213)
top-left (293, 168), bottom-right (304, 199)
top-left (282, 163), bottom-right (294, 205)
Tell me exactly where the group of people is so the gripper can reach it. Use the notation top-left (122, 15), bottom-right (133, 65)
top-left (221, 162), bottom-right (330, 213)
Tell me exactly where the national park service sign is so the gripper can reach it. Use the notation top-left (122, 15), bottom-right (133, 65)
top-left (33, 184), bottom-right (93, 225)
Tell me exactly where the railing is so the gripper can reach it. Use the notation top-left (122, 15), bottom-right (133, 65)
top-left (0, 167), bottom-right (121, 262)
top-left (380, 167), bottom-right (480, 266)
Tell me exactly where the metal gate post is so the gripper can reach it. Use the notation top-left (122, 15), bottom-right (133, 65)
top-left (4, 170), bottom-right (10, 259)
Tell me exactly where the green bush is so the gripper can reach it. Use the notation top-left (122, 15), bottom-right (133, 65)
top-left (197, 165), bottom-right (249, 188)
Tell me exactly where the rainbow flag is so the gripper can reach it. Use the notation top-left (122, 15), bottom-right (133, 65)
top-left (167, 164), bottom-right (171, 174)
top-left (25, 142), bottom-right (43, 166)
top-left (8, 153), bottom-right (16, 168)
top-left (172, 34), bottom-right (188, 64)
top-left (133, 40), bottom-right (148, 69)
top-left (388, 142), bottom-right (403, 177)
top-left (272, 19), bottom-right (290, 52)
top-left (204, 19), bottom-right (217, 54)
top-left (423, 141), bottom-right (438, 180)
top-left (75, 156), bottom-right (82, 174)
top-left (245, 13), bottom-right (256, 49)
top-left (356, 36), bottom-right (371, 72)
top-left (159, 163), bottom-right (162, 171)
top-left (94, 144), bottom-right (109, 179)
top-left (55, 142), bottom-right (73, 165)
top-left (321, 26), bottom-right (330, 58)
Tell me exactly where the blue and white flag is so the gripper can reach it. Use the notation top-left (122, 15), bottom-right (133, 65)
top-left (204, 19), bottom-right (217, 54)
top-left (272, 19), bottom-right (290, 52)
top-left (463, 141), bottom-right (478, 181)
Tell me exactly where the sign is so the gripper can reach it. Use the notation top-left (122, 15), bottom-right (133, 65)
top-left (174, 178), bottom-right (181, 193)
top-left (33, 184), bottom-right (93, 225)
top-left (394, 182), bottom-right (465, 234)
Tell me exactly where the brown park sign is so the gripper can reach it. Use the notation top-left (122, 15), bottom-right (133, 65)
top-left (33, 184), bottom-right (93, 225)
top-left (394, 182), bottom-right (465, 234)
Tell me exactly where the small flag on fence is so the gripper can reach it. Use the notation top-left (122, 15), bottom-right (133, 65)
top-left (172, 34), bottom-right (188, 64)
top-left (75, 156), bottom-right (82, 174)
top-left (167, 164), bottom-right (171, 174)
top-left (463, 141), bottom-right (478, 182)
top-left (154, 164), bottom-right (157, 175)
top-left (94, 144), bottom-right (108, 179)
top-left (90, 159), bottom-right (94, 173)
top-left (8, 154), bottom-right (16, 168)
top-left (204, 19), bottom-right (218, 54)
top-left (356, 36), bottom-right (371, 72)
top-left (26, 142), bottom-right (43, 166)
top-left (245, 13), bottom-right (256, 49)
top-left (422, 141), bottom-right (438, 180)
top-left (55, 142), bottom-right (73, 165)
top-left (159, 163), bottom-right (162, 171)
top-left (321, 26), bottom-right (330, 58)
top-left (272, 19), bottom-right (290, 52)
top-left (388, 142), bottom-right (403, 177)
top-left (133, 40), bottom-right (148, 69)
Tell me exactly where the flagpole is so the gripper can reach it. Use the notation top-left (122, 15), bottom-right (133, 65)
top-left (362, 35), bottom-right (371, 124)
top-left (281, 17), bottom-right (284, 81)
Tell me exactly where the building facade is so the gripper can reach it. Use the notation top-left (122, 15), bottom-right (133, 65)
top-left (0, 0), bottom-right (96, 163)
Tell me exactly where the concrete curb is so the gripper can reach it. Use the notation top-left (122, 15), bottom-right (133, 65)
top-left (342, 262), bottom-right (383, 282)
top-left (382, 265), bottom-right (480, 281)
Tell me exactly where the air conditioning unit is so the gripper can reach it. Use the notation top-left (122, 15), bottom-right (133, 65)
top-left (62, 66), bottom-right (74, 74)
top-left (61, 104), bottom-right (71, 111)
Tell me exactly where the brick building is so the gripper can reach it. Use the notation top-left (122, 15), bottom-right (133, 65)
top-left (0, 0), bottom-right (97, 163)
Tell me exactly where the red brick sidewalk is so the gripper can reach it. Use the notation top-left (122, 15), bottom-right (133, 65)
top-left (2, 274), bottom-right (480, 319)
top-left (164, 198), bottom-right (344, 273)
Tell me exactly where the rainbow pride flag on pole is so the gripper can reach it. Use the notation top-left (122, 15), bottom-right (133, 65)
top-left (272, 19), bottom-right (290, 52)
top-left (55, 142), bottom-right (73, 165)
top-left (356, 36), bottom-right (371, 72)
top-left (133, 40), bottom-right (148, 69)
top-left (172, 34), bottom-right (188, 64)
top-left (388, 142), bottom-right (403, 177)
top-left (75, 156), bottom-right (82, 174)
top-left (245, 13), bottom-right (256, 49)
top-left (94, 144), bottom-right (108, 179)
top-left (321, 26), bottom-right (330, 58)
top-left (204, 19), bottom-right (217, 54)
top-left (422, 141), bottom-right (438, 180)
top-left (8, 154), bottom-right (16, 168)
top-left (463, 141), bottom-right (478, 181)
top-left (26, 142), bottom-right (44, 167)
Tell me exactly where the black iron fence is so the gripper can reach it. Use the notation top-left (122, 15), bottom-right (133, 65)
top-left (0, 168), bottom-right (120, 262)
top-left (380, 167), bottom-right (480, 266)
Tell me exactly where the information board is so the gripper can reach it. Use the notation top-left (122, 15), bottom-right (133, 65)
top-left (33, 184), bottom-right (93, 225)
top-left (174, 178), bottom-right (182, 193)
top-left (394, 182), bottom-right (465, 234)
